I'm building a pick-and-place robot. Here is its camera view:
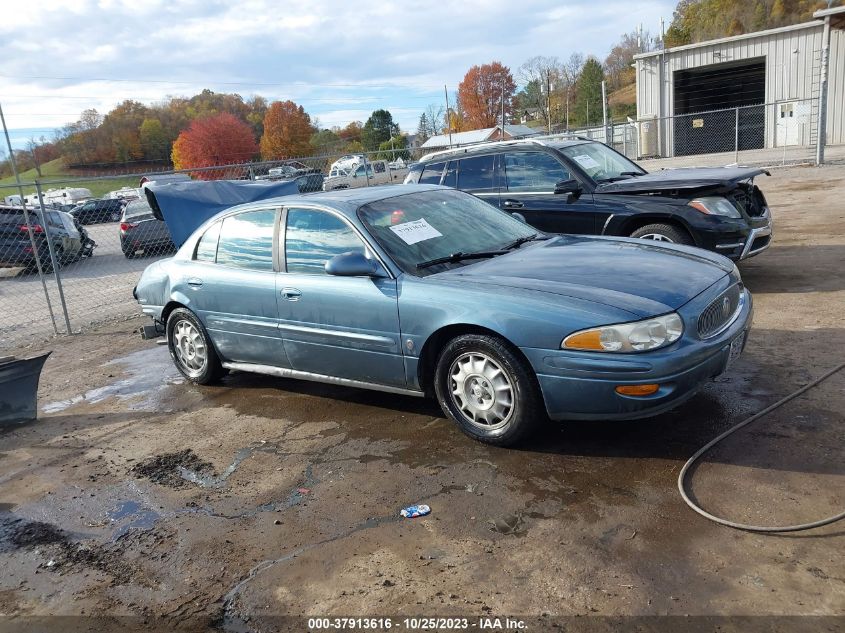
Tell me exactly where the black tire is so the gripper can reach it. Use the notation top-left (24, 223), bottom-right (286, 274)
top-left (629, 223), bottom-right (693, 245)
top-left (123, 246), bottom-right (135, 259)
top-left (166, 308), bottom-right (227, 384)
top-left (433, 334), bottom-right (543, 446)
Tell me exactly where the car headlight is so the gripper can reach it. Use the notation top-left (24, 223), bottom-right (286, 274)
top-left (688, 196), bottom-right (742, 219)
top-left (562, 313), bottom-right (684, 352)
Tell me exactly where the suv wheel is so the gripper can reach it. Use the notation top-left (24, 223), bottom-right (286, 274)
top-left (629, 223), bottom-right (693, 245)
top-left (166, 308), bottom-right (227, 384)
top-left (434, 334), bottom-right (542, 446)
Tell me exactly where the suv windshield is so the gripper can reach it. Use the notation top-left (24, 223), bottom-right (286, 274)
top-left (558, 142), bottom-right (645, 183)
top-left (358, 189), bottom-right (536, 276)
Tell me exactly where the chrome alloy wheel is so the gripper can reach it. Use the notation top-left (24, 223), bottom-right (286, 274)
top-left (171, 319), bottom-right (207, 376)
top-left (449, 352), bottom-right (514, 430)
top-left (638, 233), bottom-right (674, 242)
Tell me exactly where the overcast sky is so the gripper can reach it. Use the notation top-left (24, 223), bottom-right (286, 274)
top-left (0, 0), bottom-right (675, 149)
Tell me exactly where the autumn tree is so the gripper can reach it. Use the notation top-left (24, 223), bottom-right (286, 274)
top-left (139, 118), bottom-right (169, 160)
top-left (260, 100), bottom-right (313, 159)
top-left (362, 110), bottom-right (399, 151)
top-left (516, 56), bottom-right (565, 129)
top-left (171, 113), bottom-right (258, 178)
top-left (457, 61), bottom-right (516, 129)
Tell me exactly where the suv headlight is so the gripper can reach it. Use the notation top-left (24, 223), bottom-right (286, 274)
top-left (688, 196), bottom-right (742, 219)
top-left (562, 313), bottom-right (684, 353)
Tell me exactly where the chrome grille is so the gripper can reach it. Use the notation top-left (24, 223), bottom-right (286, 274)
top-left (698, 284), bottom-right (743, 339)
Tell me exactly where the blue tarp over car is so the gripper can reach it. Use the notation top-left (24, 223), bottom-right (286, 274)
top-left (144, 179), bottom-right (300, 247)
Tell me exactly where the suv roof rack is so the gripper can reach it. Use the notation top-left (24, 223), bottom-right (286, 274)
top-left (419, 135), bottom-right (593, 162)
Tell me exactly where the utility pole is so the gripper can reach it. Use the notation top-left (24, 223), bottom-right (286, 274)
top-left (444, 85), bottom-right (453, 148)
top-left (601, 80), bottom-right (609, 143)
top-left (500, 73), bottom-right (506, 137)
top-left (547, 69), bottom-right (552, 135)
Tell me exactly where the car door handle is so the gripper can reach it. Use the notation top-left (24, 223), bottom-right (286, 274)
top-left (503, 199), bottom-right (524, 209)
top-left (186, 277), bottom-right (203, 287)
top-left (281, 287), bottom-right (302, 301)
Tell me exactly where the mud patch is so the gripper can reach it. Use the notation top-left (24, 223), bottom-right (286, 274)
top-left (131, 449), bottom-right (214, 488)
top-left (0, 515), bottom-right (67, 551)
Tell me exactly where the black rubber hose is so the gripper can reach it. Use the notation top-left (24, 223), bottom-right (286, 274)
top-left (678, 362), bottom-right (845, 532)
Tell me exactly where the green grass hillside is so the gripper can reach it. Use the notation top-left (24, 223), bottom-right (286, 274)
top-left (0, 159), bottom-right (140, 199)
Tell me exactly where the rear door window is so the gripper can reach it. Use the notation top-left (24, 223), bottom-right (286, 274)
top-left (503, 152), bottom-right (572, 192)
top-left (457, 155), bottom-right (496, 191)
top-left (195, 221), bottom-right (222, 262)
top-left (216, 209), bottom-right (276, 271)
top-left (419, 162), bottom-right (445, 185)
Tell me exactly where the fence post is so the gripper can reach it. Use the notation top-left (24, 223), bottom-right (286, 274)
top-left (35, 182), bottom-right (73, 334)
top-left (734, 107), bottom-right (740, 165)
top-left (0, 100), bottom-right (59, 335)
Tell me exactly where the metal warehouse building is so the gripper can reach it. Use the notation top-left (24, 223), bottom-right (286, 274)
top-left (634, 5), bottom-right (845, 161)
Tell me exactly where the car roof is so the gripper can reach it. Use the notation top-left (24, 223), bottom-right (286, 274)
top-left (417, 137), bottom-right (591, 163)
top-left (222, 184), bottom-right (450, 219)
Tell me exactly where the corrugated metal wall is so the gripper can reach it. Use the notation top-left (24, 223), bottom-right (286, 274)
top-left (636, 21), bottom-right (845, 155)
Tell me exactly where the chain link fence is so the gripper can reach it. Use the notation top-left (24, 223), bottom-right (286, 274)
top-left (558, 99), bottom-right (831, 169)
top-left (1, 100), bottom-right (842, 351)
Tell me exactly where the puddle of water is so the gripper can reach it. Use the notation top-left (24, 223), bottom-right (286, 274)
top-left (107, 500), bottom-right (161, 541)
top-left (43, 347), bottom-right (183, 413)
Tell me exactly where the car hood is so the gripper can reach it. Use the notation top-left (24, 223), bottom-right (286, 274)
top-left (595, 167), bottom-right (769, 194)
top-left (435, 235), bottom-right (732, 317)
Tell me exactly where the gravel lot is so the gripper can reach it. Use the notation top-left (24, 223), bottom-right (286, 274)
top-left (0, 165), bottom-right (843, 632)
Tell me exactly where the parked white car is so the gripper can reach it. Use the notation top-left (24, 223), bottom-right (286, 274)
top-left (329, 154), bottom-right (365, 173)
top-left (321, 160), bottom-right (408, 190)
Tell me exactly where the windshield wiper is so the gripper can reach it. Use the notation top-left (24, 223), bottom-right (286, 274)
top-left (620, 171), bottom-right (644, 177)
top-left (502, 233), bottom-right (549, 250)
top-left (596, 175), bottom-right (634, 183)
top-left (416, 250), bottom-right (507, 270)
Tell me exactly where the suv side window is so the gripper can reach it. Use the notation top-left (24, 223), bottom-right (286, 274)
top-left (285, 207), bottom-right (366, 275)
top-left (419, 162), bottom-right (445, 185)
top-left (215, 209), bottom-right (276, 271)
top-left (374, 162), bottom-right (386, 173)
top-left (503, 152), bottom-right (571, 192)
top-left (442, 161), bottom-right (458, 188)
top-left (458, 155), bottom-right (496, 191)
top-left (195, 221), bottom-right (222, 262)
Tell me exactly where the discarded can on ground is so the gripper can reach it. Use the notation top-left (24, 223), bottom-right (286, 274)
top-left (400, 504), bottom-right (430, 518)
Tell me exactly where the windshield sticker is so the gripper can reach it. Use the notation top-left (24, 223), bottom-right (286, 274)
top-left (389, 218), bottom-right (443, 245)
top-left (571, 154), bottom-right (601, 170)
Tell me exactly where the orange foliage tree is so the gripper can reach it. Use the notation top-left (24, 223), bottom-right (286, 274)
top-left (259, 100), bottom-right (313, 159)
top-left (457, 62), bottom-right (516, 129)
top-left (171, 113), bottom-right (258, 178)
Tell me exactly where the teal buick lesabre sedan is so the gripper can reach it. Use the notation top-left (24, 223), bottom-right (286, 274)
top-left (134, 185), bottom-right (751, 446)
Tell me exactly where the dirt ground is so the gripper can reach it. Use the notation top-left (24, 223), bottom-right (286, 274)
top-left (1, 165), bottom-right (844, 632)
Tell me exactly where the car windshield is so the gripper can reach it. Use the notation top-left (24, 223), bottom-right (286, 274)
top-left (358, 189), bottom-right (537, 277)
top-left (558, 142), bottom-right (645, 182)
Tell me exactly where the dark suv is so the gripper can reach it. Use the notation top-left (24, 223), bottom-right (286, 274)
top-left (70, 198), bottom-right (123, 224)
top-left (0, 206), bottom-right (94, 272)
top-left (405, 139), bottom-right (772, 261)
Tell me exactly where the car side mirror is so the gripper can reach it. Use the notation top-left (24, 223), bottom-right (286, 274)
top-left (554, 179), bottom-right (581, 195)
top-left (325, 252), bottom-right (385, 277)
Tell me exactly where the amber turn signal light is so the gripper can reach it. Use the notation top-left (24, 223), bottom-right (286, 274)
top-left (615, 384), bottom-right (660, 396)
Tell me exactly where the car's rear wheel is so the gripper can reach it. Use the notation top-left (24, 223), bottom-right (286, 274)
top-left (630, 223), bottom-right (693, 245)
top-left (434, 334), bottom-right (543, 446)
top-left (166, 308), bottom-right (226, 384)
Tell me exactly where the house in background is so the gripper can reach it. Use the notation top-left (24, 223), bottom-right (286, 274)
top-left (420, 124), bottom-right (540, 152)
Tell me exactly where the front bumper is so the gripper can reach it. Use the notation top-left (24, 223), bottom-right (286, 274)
top-left (523, 287), bottom-right (753, 421)
top-left (713, 208), bottom-right (773, 261)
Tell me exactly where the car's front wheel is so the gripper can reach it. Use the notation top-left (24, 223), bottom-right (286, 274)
top-left (629, 223), bottom-right (693, 245)
top-left (434, 334), bottom-right (543, 446)
top-left (166, 308), bottom-right (226, 384)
